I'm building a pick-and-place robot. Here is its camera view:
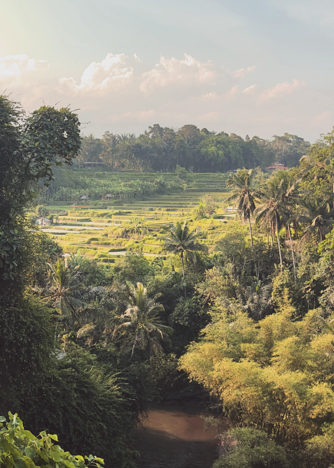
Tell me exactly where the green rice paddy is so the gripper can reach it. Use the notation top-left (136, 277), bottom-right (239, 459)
top-left (41, 172), bottom-right (238, 265)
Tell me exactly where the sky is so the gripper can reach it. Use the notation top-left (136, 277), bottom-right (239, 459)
top-left (1, 0), bottom-right (334, 142)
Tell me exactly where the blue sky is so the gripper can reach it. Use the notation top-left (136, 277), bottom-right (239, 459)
top-left (1, 0), bottom-right (334, 141)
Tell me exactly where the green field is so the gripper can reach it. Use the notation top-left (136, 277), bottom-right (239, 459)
top-left (40, 171), bottom-right (237, 265)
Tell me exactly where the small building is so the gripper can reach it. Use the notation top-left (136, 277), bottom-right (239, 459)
top-left (267, 162), bottom-right (288, 171)
top-left (36, 217), bottom-right (51, 226)
top-left (79, 195), bottom-right (89, 201)
top-left (105, 194), bottom-right (113, 200)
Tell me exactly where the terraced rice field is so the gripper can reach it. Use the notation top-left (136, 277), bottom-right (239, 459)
top-left (41, 172), bottom-right (238, 266)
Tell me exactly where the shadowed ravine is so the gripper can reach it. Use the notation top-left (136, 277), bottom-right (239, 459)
top-left (133, 406), bottom-right (221, 468)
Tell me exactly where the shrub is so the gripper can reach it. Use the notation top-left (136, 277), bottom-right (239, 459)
top-left (87, 238), bottom-right (99, 243)
top-left (213, 428), bottom-right (289, 468)
top-left (62, 245), bottom-right (80, 253)
top-left (113, 210), bottom-right (131, 216)
top-left (0, 413), bottom-right (104, 468)
top-left (91, 241), bottom-right (112, 246)
top-left (78, 248), bottom-right (97, 255)
top-left (305, 424), bottom-right (334, 468)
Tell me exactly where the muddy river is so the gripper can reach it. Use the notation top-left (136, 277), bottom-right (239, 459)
top-left (133, 405), bottom-right (222, 468)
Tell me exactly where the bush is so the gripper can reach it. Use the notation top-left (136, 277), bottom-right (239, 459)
top-left (0, 413), bottom-right (104, 468)
top-left (87, 238), bottom-right (99, 243)
top-left (305, 424), bottom-right (334, 468)
top-left (113, 210), bottom-right (131, 216)
top-left (213, 428), bottom-right (290, 468)
top-left (91, 241), bottom-right (112, 246)
top-left (0, 299), bottom-right (138, 467)
top-left (23, 347), bottom-right (138, 467)
top-left (146, 354), bottom-right (180, 401)
top-left (61, 244), bottom-right (78, 253)
top-left (0, 298), bottom-right (55, 413)
top-left (113, 253), bottom-right (153, 283)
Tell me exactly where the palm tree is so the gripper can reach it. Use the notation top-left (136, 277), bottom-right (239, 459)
top-left (300, 154), bottom-right (334, 194)
top-left (255, 178), bottom-right (289, 271)
top-left (256, 172), bottom-right (302, 280)
top-left (161, 221), bottom-right (207, 295)
top-left (274, 174), bottom-right (300, 281)
top-left (46, 258), bottom-right (85, 323)
top-left (284, 207), bottom-right (300, 282)
top-left (298, 198), bottom-right (333, 242)
top-left (226, 168), bottom-right (256, 246)
top-left (113, 282), bottom-right (172, 357)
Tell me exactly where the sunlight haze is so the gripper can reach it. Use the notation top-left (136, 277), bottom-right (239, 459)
top-left (1, 0), bottom-right (334, 140)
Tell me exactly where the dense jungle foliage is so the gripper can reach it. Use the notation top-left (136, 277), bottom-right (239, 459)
top-left (3, 93), bottom-right (334, 467)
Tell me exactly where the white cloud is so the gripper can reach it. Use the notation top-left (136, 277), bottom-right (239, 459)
top-left (108, 110), bottom-right (157, 123)
top-left (140, 54), bottom-right (216, 95)
top-left (311, 111), bottom-right (332, 128)
top-left (0, 52), bottom-right (325, 142)
top-left (0, 54), bottom-right (48, 85)
top-left (259, 79), bottom-right (305, 101)
top-left (59, 53), bottom-right (134, 94)
top-left (227, 85), bottom-right (238, 98)
top-left (234, 66), bottom-right (256, 79)
top-left (200, 92), bottom-right (218, 101)
top-left (242, 84), bottom-right (257, 95)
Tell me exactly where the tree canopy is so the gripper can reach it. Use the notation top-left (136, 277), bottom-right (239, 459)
top-left (0, 95), bottom-right (81, 303)
top-left (77, 126), bottom-right (310, 172)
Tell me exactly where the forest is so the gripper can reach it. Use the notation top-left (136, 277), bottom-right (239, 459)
top-left (2, 94), bottom-right (334, 468)
top-left (78, 125), bottom-right (310, 172)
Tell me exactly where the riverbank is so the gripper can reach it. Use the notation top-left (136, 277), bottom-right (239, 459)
top-left (133, 405), bottom-right (229, 468)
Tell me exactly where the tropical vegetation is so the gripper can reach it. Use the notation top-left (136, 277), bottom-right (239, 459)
top-left (4, 92), bottom-right (334, 467)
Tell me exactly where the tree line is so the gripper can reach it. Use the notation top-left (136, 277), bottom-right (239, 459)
top-left (79, 125), bottom-right (311, 172)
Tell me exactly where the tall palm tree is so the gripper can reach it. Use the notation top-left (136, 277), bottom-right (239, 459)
top-left (255, 178), bottom-right (288, 271)
top-left (284, 208), bottom-right (299, 282)
top-left (113, 282), bottom-right (172, 357)
top-left (226, 168), bottom-right (256, 246)
top-left (298, 198), bottom-right (333, 242)
top-left (46, 258), bottom-right (85, 323)
top-left (256, 172), bottom-right (301, 279)
top-left (161, 221), bottom-right (207, 295)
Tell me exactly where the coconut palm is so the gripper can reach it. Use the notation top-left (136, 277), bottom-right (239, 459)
top-left (161, 220), bottom-right (207, 295)
top-left (274, 175), bottom-right (300, 281)
top-left (298, 198), bottom-right (334, 242)
top-left (76, 282), bottom-right (127, 346)
top-left (284, 207), bottom-right (300, 282)
top-left (255, 178), bottom-right (290, 271)
top-left (113, 282), bottom-right (172, 357)
top-left (46, 258), bottom-right (85, 323)
top-left (226, 168), bottom-right (256, 246)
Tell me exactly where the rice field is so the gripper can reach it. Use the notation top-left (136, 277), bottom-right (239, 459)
top-left (41, 172), bottom-right (240, 266)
